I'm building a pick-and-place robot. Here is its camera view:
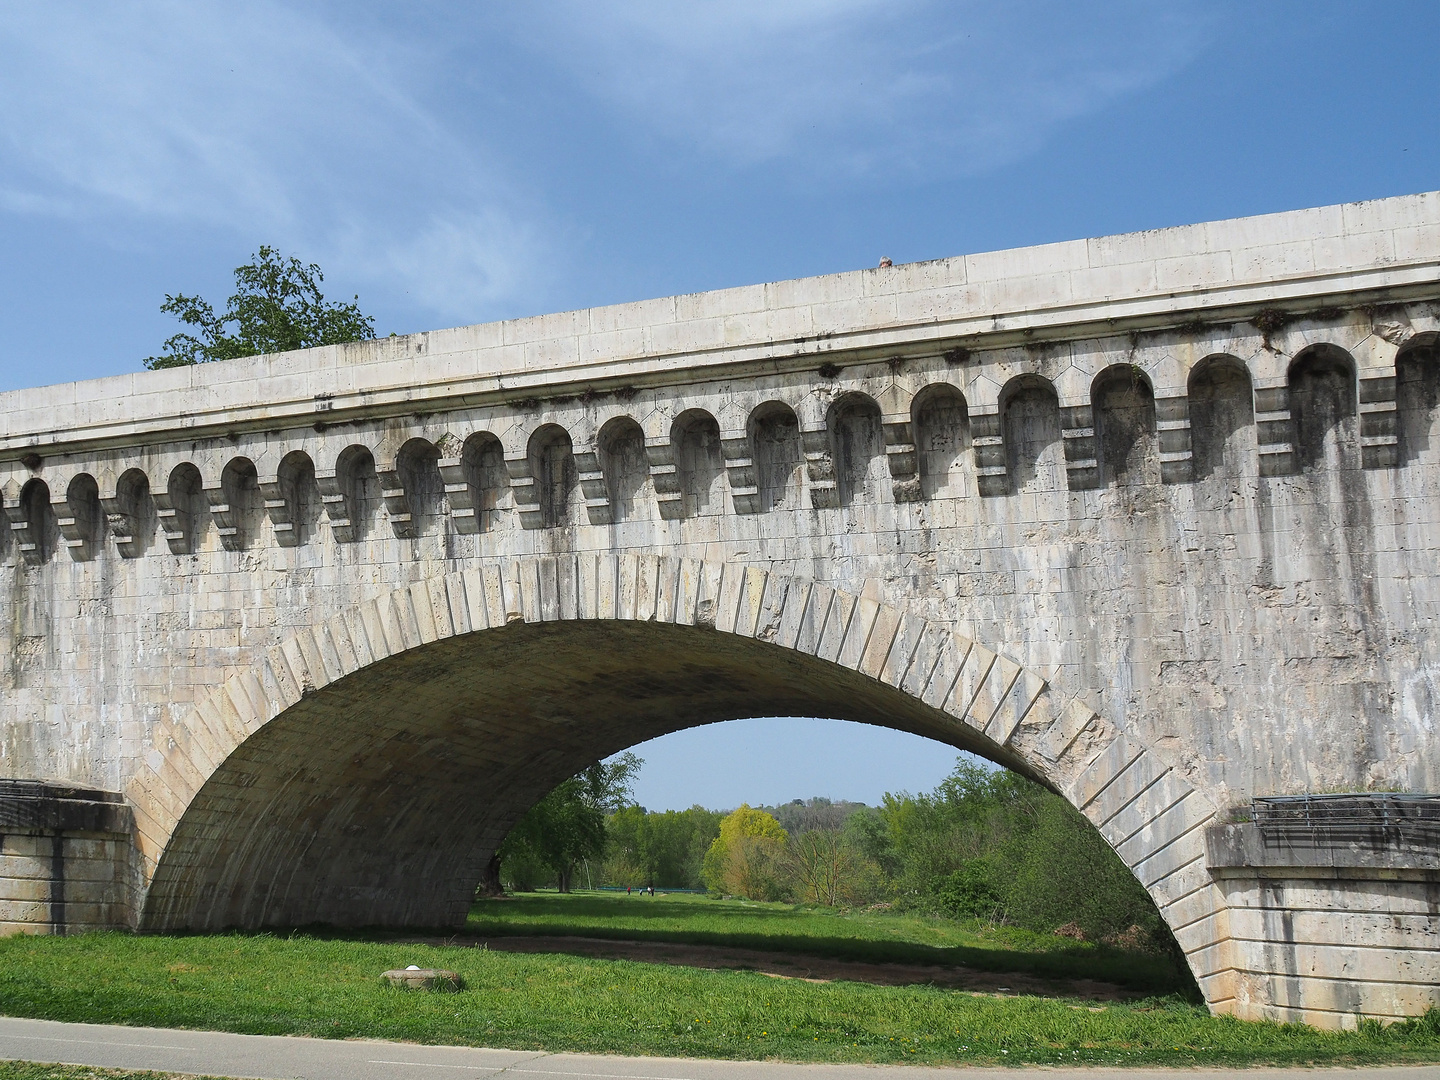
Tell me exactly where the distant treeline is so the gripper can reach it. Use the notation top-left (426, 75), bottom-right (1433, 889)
top-left (499, 758), bottom-right (1173, 951)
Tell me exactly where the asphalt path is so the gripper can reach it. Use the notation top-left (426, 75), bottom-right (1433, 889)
top-left (0, 1017), bottom-right (1436, 1080)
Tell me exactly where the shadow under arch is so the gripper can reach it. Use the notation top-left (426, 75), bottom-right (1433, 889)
top-left (126, 555), bottom-right (1230, 1008)
top-left (1288, 343), bottom-right (1358, 474)
top-left (999, 374), bottom-right (1063, 495)
top-left (1396, 331), bottom-right (1440, 464)
top-left (1187, 354), bottom-right (1255, 484)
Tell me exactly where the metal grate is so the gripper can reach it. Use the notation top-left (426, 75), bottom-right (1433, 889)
top-left (1252, 792), bottom-right (1440, 842)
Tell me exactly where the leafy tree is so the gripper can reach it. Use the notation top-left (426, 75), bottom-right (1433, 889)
top-left (841, 805), bottom-right (900, 880)
top-left (1002, 795), bottom-right (1162, 942)
top-left (497, 777), bottom-right (605, 894)
top-left (868, 758), bottom-right (1173, 949)
top-left (933, 856), bottom-right (1005, 920)
top-left (143, 246), bottom-right (375, 369)
top-left (701, 804), bottom-right (789, 900)
top-left (605, 804), bottom-right (721, 889)
top-left (578, 752), bottom-right (644, 815)
top-left (879, 761), bottom-right (1043, 901)
top-left (499, 752), bottom-right (642, 893)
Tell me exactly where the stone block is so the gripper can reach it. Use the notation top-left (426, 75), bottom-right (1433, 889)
top-left (1065, 736), bottom-right (1143, 813)
top-left (772, 579), bottom-right (815, 652)
top-left (1136, 852), bottom-right (1215, 916)
top-left (812, 591), bottom-right (853, 665)
top-left (858, 605), bottom-right (904, 681)
top-left (1108, 781), bottom-right (1209, 855)
top-left (945, 644), bottom-right (996, 721)
top-left (1161, 881), bottom-right (1227, 934)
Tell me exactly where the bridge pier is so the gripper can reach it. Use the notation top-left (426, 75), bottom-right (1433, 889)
top-left (1207, 805), bottom-right (1440, 1028)
top-left (0, 782), bottom-right (135, 936)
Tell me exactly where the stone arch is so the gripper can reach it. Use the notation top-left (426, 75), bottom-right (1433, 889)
top-left (160, 463), bottom-right (206, 555)
top-left (108, 468), bottom-right (156, 558)
top-left (456, 433), bottom-right (508, 535)
top-left (1093, 365), bottom-right (1160, 487)
top-left (13, 478), bottom-right (57, 565)
top-left (1000, 375), bottom-right (1064, 495)
top-left (911, 383), bottom-right (970, 499)
top-left (1288, 344), bottom-right (1358, 474)
top-left (1395, 332), bottom-right (1440, 464)
top-left (1188, 355), bottom-right (1256, 483)
top-left (332, 445), bottom-right (382, 542)
top-left (671, 409), bottom-right (724, 517)
top-left (124, 554), bottom-right (1231, 1013)
top-left (394, 437), bottom-right (445, 536)
top-left (275, 450), bottom-right (322, 547)
top-left (467, 434), bottom-right (508, 523)
top-left (218, 457), bottom-right (263, 551)
top-left (748, 401), bottom-right (803, 512)
top-left (528, 425), bottom-right (580, 528)
top-left (597, 417), bottom-right (652, 523)
top-left (60, 473), bottom-right (103, 561)
top-left (828, 392), bottom-right (888, 505)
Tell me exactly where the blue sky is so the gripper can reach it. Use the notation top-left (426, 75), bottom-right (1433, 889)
top-left (628, 719), bottom-right (961, 813)
top-left (3, 1), bottom-right (1437, 808)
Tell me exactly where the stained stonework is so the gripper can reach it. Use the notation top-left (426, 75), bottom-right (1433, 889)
top-left (3, 193), bottom-right (1440, 1028)
top-left (0, 781), bottom-right (135, 934)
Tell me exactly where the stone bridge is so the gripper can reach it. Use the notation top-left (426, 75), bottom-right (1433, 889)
top-left (2, 193), bottom-right (1439, 1030)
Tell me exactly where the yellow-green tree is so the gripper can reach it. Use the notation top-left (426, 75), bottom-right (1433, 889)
top-left (701, 805), bottom-right (789, 900)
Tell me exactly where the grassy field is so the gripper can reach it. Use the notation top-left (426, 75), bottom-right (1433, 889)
top-left (0, 1067), bottom-right (220, 1080)
top-left (0, 908), bottom-right (1434, 1068)
top-left (469, 891), bottom-right (1187, 995)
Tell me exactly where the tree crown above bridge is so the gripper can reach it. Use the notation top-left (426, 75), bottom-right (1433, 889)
top-left (144, 247), bottom-right (376, 370)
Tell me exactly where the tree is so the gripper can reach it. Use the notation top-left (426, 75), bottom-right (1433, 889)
top-left (143, 246), bottom-right (375, 369)
top-left (784, 828), bottom-right (880, 906)
top-left (701, 804), bottom-right (789, 900)
top-left (879, 760), bottom-right (1042, 902)
top-left (498, 752), bottom-right (642, 893)
top-left (578, 752), bottom-right (643, 815)
top-left (866, 757), bottom-right (1176, 950)
top-left (604, 804), bottom-right (722, 889)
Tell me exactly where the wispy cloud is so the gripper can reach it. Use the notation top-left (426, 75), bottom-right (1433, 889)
top-left (0, 1), bottom-right (550, 323)
top-left (0, 1), bottom-right (1212, 333)
top-left (510, 0), bottom-right (1214, 177)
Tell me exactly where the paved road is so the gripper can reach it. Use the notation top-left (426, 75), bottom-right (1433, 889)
top-left (0, 1017), bottom-right (1437, 1080)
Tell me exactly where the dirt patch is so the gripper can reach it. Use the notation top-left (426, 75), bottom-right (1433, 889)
top-left (400, 933), bottom-right (1143, 1002)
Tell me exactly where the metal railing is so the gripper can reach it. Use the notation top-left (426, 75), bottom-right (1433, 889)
top-left (1252, 792), bottom-right (1440, 843)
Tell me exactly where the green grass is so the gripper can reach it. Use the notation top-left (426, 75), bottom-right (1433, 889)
top-left (468, 890), bottom-right (1188, 995)
top-left (0, 928), bottom-right (1436, 1067)
top-left (0, 1067), bottom-right (222, 1080)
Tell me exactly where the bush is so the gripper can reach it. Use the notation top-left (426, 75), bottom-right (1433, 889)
top-left (1003, 798), bottom-right (1165, 945)
top-left (934, 858), bottom-right (1004, 920)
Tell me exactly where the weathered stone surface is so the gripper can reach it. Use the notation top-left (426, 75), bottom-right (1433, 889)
top-left (2, 193), bottom-right (1440, 1027)
top-left (1208, 822), bottom-right (1440, 871)
top-left (0, 783), bottom-right (136, 935)
top-left (382, 968), bottom-right (463, 992)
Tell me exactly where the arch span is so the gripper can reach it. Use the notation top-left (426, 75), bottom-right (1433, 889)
top-left (125, 555), bottom-right (1231, 1007)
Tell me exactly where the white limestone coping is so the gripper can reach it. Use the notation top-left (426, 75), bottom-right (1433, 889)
top-left (5, 192), bottom-right (1439, 455)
